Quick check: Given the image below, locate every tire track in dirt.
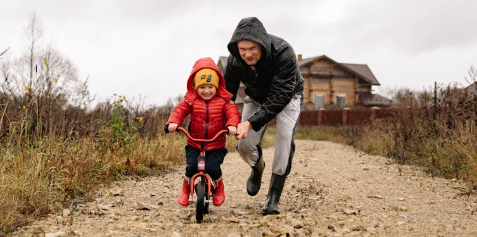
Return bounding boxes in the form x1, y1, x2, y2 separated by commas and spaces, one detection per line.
13, 140, 477, 236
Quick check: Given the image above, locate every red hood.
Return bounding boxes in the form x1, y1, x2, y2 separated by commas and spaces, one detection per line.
184, 57, 232, 103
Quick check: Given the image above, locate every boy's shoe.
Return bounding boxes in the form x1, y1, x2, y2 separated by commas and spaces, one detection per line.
177, 178, 190, 206
213, 179, 225, 206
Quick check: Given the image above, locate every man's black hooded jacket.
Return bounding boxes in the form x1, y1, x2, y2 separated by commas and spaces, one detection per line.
224, 17, 304, 131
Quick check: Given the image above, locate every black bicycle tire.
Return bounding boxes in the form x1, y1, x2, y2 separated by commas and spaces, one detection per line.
195, 182, 205, 222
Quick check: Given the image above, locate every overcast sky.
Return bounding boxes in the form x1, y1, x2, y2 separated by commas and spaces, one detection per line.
1, 0, 476, 106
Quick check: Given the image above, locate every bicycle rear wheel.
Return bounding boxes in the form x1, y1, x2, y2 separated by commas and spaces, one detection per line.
195, 182, 206, 223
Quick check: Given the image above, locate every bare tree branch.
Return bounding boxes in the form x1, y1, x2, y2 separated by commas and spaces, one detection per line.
465, 65, 477, 85
25, 12, 43, 83
0, 47, 9, 59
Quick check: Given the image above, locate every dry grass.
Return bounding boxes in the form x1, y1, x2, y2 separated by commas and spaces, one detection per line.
298, 85, 477, 187
0, 134, 184, 233
0, 92, 186, 233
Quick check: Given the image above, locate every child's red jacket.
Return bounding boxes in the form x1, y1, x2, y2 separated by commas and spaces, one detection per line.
166, 57, 241, 151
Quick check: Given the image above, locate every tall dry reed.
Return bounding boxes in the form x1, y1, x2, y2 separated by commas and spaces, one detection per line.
355, 85, 477, 184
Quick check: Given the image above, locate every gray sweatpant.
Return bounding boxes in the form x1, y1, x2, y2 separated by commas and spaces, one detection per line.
236, 94, 302, 176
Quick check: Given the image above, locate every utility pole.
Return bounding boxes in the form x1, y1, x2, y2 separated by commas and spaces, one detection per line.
434, 81, 437, 118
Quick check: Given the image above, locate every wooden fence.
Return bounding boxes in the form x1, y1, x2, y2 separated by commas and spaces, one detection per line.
298, 107, 394, 126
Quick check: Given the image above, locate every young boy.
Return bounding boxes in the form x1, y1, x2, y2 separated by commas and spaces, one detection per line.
165, 57, 241, 206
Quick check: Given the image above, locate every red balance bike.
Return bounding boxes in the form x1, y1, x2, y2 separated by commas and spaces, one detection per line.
167, 126, 229, 223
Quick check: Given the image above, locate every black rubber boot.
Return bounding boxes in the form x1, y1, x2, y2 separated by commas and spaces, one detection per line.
246, 148, 265, 196
262, 173, 286, 215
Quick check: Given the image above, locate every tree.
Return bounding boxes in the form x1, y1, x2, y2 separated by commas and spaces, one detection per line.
465, 65, 477, 85
0, 12, 94, 139
3, 13, 92, 107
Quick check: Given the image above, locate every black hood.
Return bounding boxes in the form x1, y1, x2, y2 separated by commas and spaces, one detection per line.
227, 17, 272, 65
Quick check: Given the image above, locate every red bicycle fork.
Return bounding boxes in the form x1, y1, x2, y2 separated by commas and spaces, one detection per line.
189, 154, 213, 202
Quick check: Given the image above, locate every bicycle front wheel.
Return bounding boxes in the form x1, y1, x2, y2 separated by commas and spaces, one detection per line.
195, 182, 206, 223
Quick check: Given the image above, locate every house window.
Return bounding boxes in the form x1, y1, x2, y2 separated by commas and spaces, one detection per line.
336, 95, 346, 108
314, 95, 324, 109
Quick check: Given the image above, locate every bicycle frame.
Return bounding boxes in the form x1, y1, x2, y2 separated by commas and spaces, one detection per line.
176, 127, 228, 203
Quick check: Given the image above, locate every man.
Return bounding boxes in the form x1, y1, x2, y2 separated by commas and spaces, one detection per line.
224, 17, 304, 215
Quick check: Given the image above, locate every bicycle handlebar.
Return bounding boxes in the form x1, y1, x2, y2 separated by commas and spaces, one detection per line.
165, 125, 229, 143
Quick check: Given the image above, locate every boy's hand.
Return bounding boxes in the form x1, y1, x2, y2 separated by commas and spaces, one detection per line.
227, 126, 237, 136
168, 123, 178, 133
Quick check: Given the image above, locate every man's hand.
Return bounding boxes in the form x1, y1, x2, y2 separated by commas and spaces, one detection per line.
235, 121, 252, 140
227, 126, 237, 136
168, 123, 178, 133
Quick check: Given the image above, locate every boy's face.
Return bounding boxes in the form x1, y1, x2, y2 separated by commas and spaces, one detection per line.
197, 84, 217, 100
237, 40, 262, 66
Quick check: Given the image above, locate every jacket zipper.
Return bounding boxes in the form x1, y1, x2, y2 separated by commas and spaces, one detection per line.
205, 100, 209, 150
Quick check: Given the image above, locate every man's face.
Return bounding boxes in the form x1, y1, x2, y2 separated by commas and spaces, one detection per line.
237, 40, 262, 66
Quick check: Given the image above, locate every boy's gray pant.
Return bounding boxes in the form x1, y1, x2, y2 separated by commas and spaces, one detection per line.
237, 94, 302, 176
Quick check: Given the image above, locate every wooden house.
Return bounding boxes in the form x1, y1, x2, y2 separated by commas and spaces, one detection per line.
217, 55, 391, 111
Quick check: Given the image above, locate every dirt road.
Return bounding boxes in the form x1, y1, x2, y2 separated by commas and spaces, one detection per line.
13, 140, 477, 236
